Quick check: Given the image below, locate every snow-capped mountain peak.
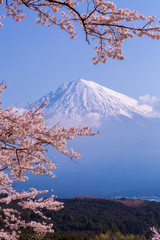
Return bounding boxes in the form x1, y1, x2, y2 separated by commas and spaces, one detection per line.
28, 79, 159, 126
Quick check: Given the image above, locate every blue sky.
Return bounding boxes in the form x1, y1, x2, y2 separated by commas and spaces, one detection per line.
1, 0, 160, 108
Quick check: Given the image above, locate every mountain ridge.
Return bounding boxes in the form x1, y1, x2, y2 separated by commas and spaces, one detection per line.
23, 79, 160, 199
28, 79, 160, 126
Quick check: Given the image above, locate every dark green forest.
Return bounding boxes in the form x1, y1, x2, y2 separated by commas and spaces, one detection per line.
1, 197, 160, 239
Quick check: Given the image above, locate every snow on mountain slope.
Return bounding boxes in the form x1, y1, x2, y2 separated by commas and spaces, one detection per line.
28, 79, 160, 126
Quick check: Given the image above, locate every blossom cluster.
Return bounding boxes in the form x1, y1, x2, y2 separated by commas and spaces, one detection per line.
1, 0, 160, 63
150, 227, 160, 240
0, 82, 95, 239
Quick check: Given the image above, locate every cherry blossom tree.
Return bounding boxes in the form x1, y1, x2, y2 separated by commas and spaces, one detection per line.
1, 0, 160, 64
0, 82, 96, 239
1, 0, 160, 239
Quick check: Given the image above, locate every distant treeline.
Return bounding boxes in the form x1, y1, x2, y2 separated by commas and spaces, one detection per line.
2, 197, 160, 239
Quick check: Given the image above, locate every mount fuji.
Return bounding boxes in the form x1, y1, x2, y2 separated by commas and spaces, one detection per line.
29, 79, 160, 127
26, 79, 160, 199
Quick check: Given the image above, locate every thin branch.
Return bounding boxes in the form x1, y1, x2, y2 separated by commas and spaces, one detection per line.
0, 166, 8, 171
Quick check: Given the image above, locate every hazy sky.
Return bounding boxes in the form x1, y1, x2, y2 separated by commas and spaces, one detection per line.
1, 0, 160, 108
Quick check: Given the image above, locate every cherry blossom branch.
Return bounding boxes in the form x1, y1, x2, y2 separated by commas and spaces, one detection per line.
1, 0, 160, 64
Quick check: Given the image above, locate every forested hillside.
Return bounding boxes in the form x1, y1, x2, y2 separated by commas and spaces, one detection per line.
3, 197, 160, 240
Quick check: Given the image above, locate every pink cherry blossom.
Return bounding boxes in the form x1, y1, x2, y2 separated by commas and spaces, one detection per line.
150, 227, 160, 240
